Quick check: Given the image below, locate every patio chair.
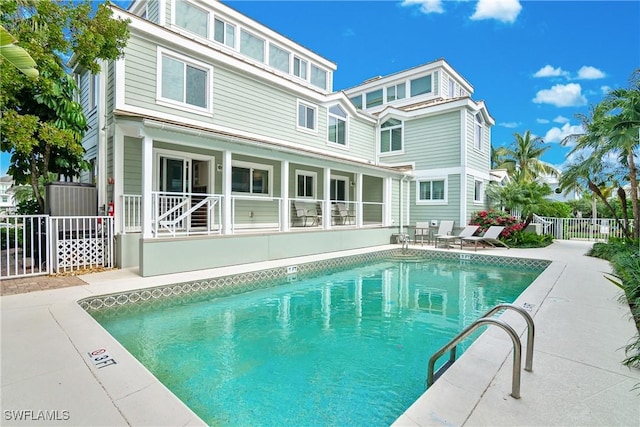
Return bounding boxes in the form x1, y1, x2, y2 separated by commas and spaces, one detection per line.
460, 226, 509, 251
333, 203, 355, 225
413, 221, 431, 245
293, 201, 320, 227
435, 225, 480, 249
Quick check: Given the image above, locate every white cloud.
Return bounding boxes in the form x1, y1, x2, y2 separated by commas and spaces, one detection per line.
533, 65, 569, 78
471, 0, 522, 24
576, 66, 605, 80
533, 83, 587, 107
536, 118, 550, 124
543, 122, 585, 144
401, 0, 443, 14
499, 121, 519, 128
600, 85, 611, 94
553, 115, 570, 124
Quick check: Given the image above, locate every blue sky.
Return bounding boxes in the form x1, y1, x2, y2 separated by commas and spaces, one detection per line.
2, 0, 638, 176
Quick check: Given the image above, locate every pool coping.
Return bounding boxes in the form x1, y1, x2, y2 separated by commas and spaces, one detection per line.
2, 241, 639, 426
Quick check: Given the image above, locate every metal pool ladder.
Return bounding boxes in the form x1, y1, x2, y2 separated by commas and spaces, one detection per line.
426, 303, 535, 399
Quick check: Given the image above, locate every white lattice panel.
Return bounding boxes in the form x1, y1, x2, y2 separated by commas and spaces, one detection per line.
56, 237, 105, 270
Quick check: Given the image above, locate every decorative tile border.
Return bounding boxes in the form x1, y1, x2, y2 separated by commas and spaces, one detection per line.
79, 249, 551, 313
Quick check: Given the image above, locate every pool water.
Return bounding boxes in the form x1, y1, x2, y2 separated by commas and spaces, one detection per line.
91, 258, 545, 426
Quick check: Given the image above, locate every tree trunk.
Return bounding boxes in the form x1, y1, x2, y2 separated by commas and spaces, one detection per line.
588, 181, 630, 239
627, 151, 639, 240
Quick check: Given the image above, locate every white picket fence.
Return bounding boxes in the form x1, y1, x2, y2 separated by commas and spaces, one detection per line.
0, 215, 114, 280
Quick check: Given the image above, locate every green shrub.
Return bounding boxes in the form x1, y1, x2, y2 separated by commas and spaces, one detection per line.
504, 231, 554, 248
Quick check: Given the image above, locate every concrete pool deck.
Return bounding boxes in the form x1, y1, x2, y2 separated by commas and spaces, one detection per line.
1, 240, 639, 426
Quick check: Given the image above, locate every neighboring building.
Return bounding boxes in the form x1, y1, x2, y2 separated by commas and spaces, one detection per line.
539, 173, 581, 202
73, 0, 494, 276
0, 176, 16, 214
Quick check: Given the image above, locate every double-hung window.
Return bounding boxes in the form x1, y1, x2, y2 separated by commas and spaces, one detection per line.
214, 18, 235, 48
175, 1, 208, 38
297, 100, 317, 132
328, 105, 347, 146
386, 83, 406, 102
240, 29, 265, 62
89, 73, 98, 110
296, 170, 316, 198
293, 56, 308, 80
232, 162, 271, 195
366, 89, 383, 108
380, 119, 402, 153
474, 114, 483, 150
474, 180, 483, 203
159, 50, 210, 111
418, 179, 446, 203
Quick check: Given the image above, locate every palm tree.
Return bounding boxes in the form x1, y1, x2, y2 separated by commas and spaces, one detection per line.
0, 25, 38, 77
494, 130, 559, 184
562, 71, 640, 240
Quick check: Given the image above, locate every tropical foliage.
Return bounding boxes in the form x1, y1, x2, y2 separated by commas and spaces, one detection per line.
560, 69, 640, 240
468, 210, 525, 238
0, 25, 37, 77
0, 0, 130, 212
493, 130, 559, 184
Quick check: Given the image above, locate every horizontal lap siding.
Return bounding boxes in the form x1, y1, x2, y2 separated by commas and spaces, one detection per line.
466, 110, 491, 171
123, 137, 142, 195
123, 35, 377, 163
390, 111, 461, 169
410, 174, 461, 225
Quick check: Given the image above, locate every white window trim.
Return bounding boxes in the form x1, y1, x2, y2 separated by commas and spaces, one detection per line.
379, 119, 404, 156
474, 179, 484, 203
296, 99, 318, 134
213, 16, 236, 49
295, 169, 317, 199
231, 160, 273, 197
326, 105, 349, 148
89, 73, 98, 110
239, 28, 266, 63
416, 177, 448, 205
293, 55, 308, 82
156, 47, 214, 116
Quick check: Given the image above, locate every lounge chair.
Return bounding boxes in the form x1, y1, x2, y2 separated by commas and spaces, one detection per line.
433, 220, 454, 244
293, 201, 320, 227
435, 225, 480, 249
460, 226, 509, 251
333, 203, 355, 225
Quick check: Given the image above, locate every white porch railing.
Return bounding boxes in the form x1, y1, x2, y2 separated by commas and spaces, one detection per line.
120, 193, 387, 237
533, 216, 633, 241
152, 192, 221, 237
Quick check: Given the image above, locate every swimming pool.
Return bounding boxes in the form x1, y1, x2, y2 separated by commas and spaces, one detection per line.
85, 251, 548, 426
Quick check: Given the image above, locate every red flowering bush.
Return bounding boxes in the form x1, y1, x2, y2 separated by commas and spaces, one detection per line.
468, 210, 525, 238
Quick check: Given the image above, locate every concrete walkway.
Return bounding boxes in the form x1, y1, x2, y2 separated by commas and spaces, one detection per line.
1, 240, 639, 426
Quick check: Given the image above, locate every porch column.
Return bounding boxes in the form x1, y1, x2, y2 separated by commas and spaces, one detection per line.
324, 167, 331, 229
356, 173, 363, 227
112, 128, 124, 234
383, 177, 392, 227
281, 160, 290, 231
222, 150, 232, 234
141, 132, 153, 239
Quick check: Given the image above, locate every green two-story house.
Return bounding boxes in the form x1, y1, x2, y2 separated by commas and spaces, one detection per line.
73, 0, 494, 276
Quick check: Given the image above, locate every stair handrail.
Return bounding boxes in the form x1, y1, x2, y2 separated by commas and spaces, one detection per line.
158, 196, 220, 236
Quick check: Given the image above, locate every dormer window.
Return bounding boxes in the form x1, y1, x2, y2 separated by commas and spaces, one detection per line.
380, 118, 403, 153
386, 83, 406, 102
366, 89, 383, 108
293, 56, 307, 80
410, 75, 432, 97
240, 29, 265, 62
310, 64, 327, 90
214, 18, 235, 48
175, 1, 209, 38
448, 78, 455, 98
269, 43, 290, 73
328, 105, 347, 146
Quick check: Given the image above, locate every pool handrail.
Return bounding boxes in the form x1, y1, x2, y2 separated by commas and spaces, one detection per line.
426, 303, 535, 399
